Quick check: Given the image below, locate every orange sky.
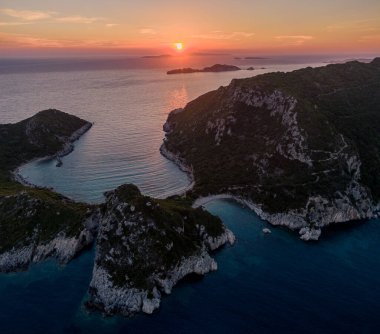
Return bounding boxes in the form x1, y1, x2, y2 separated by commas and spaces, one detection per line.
0, 0, 380, 56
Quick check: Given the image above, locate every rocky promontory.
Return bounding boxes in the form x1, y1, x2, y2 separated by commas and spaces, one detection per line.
167, 64, 241, 75
87, 184, 234, 315
162, 58, 380, 240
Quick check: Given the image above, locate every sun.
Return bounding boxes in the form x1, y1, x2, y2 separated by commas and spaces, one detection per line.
175, 42, 184, 51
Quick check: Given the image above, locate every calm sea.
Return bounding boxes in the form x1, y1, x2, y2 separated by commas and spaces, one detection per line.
1, 54, 379, 333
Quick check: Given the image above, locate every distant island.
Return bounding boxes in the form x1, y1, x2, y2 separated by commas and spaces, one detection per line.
141, 54, 173, 59
0, 109, 234, 316
167, 64, 241, 75
162, 58, 380, 241
191, 52, 231, 56
244, 56, 269, 59
234, 56, 269, 60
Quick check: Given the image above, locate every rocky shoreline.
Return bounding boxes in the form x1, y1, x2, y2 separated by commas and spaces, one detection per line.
0, 212, 99, 272
12, 122, 93, 186
55, 122, 92, 167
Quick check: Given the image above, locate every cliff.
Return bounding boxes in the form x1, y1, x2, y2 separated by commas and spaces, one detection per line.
87, 184, 234, 315
162, 58, 380, 240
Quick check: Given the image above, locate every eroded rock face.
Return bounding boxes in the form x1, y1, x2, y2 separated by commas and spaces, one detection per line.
0, 191, 99, 272
87, 184, 234, 315
162, 59, 380, 240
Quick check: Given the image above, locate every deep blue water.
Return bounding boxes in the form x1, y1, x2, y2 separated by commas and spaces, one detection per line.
1, 199, 379, 333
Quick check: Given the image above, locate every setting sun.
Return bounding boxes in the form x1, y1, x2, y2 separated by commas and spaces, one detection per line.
175, 42, 184, 51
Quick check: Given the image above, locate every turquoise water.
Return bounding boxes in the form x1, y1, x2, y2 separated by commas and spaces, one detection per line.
1, 56, 380, 333
0, 200, 379, 333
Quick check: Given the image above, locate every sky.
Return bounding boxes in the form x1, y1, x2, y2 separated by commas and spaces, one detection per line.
0, 0, 380, 56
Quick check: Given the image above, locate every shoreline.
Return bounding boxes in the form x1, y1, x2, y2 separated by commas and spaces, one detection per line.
12, 122, 92, 188
159, 143, 195, 196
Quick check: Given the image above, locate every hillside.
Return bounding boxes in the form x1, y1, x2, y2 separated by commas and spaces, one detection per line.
162, 58, 380, 240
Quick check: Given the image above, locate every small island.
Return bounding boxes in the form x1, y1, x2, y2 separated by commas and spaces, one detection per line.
141, 54, 173, 59
167, 64, 241, 75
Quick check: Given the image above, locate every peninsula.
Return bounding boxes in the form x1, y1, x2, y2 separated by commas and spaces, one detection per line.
162, 58, 380, 240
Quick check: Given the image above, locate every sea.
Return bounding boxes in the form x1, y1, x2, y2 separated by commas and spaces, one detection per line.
0, 54, 379, 333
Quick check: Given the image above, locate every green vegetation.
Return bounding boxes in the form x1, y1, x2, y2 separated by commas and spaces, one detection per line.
0, 109, 88, 173
164, 58, 380, 212
0, 109, 92, 255
0, 190, 90, 253
97, 184, 225, 291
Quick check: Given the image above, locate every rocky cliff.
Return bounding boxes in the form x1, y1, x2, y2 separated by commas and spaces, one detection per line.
87, 184, 234, 315
0, 190, 99, 272
162, 58, 380, 240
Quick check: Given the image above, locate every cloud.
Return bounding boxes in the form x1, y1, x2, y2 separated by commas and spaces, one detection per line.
192, 31, 255, 40
359, 34, 380, 42
326, 19, 379, 33
0, 8, 54, 21
106, 23, 118, 28
0, 31, 126, 49
0, 32, 67, 47
56, 16, 104, 24
0, 21, 31, 26
0, 7, 106, 25
275, 35, 313, 46
139, 28, 157, 35
275, 35, 313, 40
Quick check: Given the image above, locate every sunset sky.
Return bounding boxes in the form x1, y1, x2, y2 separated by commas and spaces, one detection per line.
1, 0, 380, 56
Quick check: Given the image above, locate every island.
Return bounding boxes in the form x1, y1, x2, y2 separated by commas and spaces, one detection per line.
244, 56, 269, 60
141, 54, 173, 59
161, 58, 380, 240
0, 109, 234, 316
167, 64, 241, 75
